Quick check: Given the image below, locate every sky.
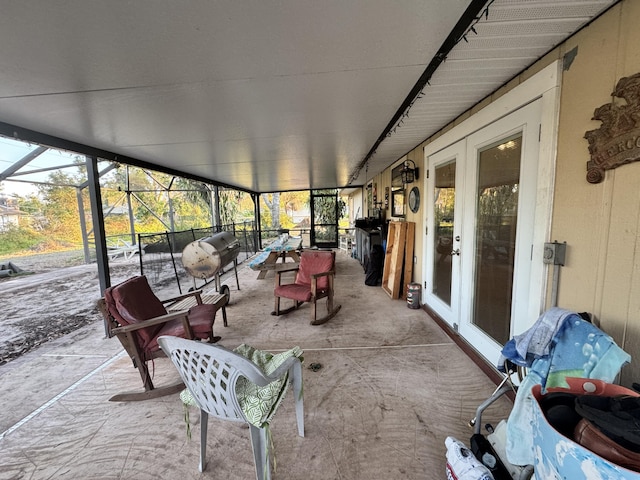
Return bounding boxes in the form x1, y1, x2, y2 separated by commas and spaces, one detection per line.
0, 136, 87, 197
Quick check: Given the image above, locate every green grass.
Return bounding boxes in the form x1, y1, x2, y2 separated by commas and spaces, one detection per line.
0, 226, 45, 256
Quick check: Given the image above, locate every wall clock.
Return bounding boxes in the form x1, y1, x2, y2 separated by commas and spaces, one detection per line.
408, 186, 420, 213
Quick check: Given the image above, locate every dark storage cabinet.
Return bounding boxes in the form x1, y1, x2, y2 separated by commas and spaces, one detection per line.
355, 227, 381, 267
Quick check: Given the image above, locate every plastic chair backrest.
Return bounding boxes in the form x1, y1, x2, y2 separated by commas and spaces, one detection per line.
157, 335, 270, 423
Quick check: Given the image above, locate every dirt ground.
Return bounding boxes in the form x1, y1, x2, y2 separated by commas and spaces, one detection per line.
0, 246, 252, 366
0, 251, 144, 365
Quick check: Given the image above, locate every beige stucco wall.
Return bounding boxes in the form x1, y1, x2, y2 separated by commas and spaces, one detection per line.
364, 151, 424, 287
370, 1, 639, 383
551, 0, 640, 385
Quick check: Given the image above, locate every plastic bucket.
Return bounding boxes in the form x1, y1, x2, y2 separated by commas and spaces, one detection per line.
406, 283, 421, 309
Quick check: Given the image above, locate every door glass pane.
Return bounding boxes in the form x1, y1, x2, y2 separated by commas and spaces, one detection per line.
311, 190, 339, 247
313, 199, 337, 223
313, 225, 337, 243
433, 161, 456, 305
473, 134, 522, 345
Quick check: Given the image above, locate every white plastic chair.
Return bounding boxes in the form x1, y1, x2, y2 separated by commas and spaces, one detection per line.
157, 336, 304, 479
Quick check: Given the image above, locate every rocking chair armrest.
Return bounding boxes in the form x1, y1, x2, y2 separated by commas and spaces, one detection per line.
162, 290, 204, 306
310, 270, 335, 279
274, 264, 301, 286
310, 270, 335, 296
110, 310, 190, 336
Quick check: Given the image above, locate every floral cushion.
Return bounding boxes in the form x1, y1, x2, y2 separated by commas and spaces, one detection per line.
180, 344, 303, 428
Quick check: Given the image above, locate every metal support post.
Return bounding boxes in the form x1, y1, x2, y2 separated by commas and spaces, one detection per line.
86, 155, 110, 293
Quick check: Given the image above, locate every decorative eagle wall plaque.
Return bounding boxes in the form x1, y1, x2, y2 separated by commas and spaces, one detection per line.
584, 72, 640, 183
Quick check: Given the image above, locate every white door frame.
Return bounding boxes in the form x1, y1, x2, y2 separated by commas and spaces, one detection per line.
458, 100, 541, 363
421, 60, 561, 364
425, 140, 465, 327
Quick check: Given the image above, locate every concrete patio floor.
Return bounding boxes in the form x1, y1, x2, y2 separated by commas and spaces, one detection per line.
0, 250, 512, 479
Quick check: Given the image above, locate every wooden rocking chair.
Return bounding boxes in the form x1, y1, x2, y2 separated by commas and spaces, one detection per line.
97, 275, 228, 401
272, 250, 341, 325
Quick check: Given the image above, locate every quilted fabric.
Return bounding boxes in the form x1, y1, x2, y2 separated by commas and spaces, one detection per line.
187, 303, 218, 336
107, 276, 217, 351
234, 344, 303, 427
274, 283, 313, 302
295, 251, 334, 290
108, 276, 167, 348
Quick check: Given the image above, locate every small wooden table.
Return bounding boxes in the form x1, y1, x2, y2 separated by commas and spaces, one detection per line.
249, 236, 303, 279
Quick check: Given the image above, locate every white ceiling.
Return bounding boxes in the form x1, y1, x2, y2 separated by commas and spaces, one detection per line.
0, 0, 617, 193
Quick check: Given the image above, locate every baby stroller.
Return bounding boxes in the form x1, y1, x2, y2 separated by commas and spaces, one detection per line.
465, 308, 630, 480
468, 359, 532, 480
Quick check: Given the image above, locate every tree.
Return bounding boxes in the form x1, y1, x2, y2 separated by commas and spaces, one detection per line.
260, 193, 280, 230
38, 170, 86, 245
14, 194, 43, 217
172, 177, 213, 230
102, 166, 218, 234
312, 189, 345, 224
219, 188, 246, 226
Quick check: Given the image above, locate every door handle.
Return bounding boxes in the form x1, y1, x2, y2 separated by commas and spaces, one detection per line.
450, 249, 460, 256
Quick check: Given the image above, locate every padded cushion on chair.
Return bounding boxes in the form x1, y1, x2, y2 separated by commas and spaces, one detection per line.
187, 303, 218, 336
233, 344, 303, 427
108, 276, 168, 348
179, 344, 303, 428
146, 304, 218, 350
275, 283, 313, 302
295, 251, 334, 290
147, 319, 191, 351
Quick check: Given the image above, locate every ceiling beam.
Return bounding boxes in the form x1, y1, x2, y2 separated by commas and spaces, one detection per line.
0, 121, 258, 195
0, 145, 48, 181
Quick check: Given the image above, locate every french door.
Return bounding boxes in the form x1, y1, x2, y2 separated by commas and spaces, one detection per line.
425, 140, 465, 325
425, 100, 542, 364
310, 189, 339, 248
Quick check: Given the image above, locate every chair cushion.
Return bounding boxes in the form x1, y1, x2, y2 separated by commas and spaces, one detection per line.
248, 250, 270, 270
180, 344, 303, 428
187, 303, 218, 336
145, 306, 217, 351
146, 319, 190, 351
233, 344, 303, 427
274, 283, 313, 302
109, 276, 167, 348
295, 251, 334, 290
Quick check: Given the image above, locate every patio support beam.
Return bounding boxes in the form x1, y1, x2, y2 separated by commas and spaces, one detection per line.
213, 185, 221, 229
124, 165, 136, 245
131, 192, 171, 230
253, 192, 262, 250
86, 155, 110, 293
167, 190, 176, 233
77, 187, 91, 264
77, 162, 122, 263
0, 121, 257, 196
126, 191, 136, 245
6, 162, 78, 177
0, 145, 48, 181
77, 162, 118, 190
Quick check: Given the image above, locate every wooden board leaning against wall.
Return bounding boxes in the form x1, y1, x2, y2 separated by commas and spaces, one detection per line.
382, 221, 415, 300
